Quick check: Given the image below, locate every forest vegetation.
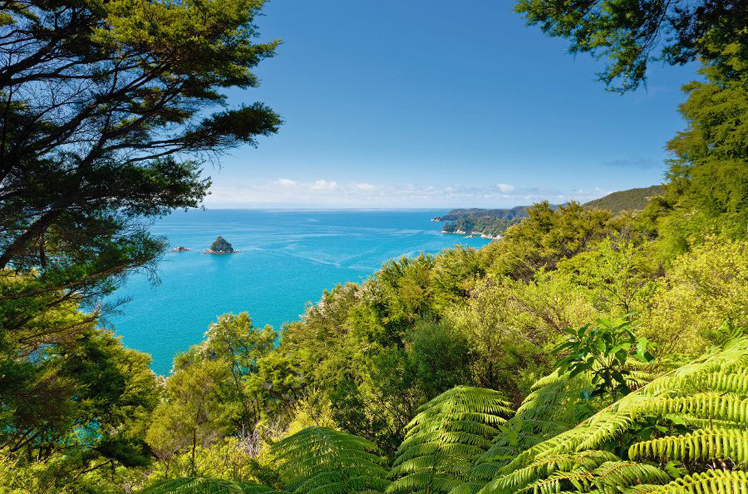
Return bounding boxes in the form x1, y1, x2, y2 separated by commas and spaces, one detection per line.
583, 186, 664, 215
1, 0, 747, 493
437, 186, 663, 237
435, 207, 529, 237
207, 237, 236, 254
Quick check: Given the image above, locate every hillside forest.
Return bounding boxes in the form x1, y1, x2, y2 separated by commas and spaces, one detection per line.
436, 187, 665, 238
1, 1, 747, 493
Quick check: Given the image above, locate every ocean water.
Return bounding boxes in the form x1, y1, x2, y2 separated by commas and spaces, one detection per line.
106, 209, 491, 374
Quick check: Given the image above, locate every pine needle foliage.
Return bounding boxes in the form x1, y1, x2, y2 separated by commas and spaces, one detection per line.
270, 426, 389, 494
470, 336, 748, 494
387, 386, 512, 494
140, 478, 281, 494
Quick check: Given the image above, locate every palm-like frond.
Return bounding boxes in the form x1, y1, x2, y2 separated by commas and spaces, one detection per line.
477, 451, 617, 494
271, 426, 389, 494
475, 371, 593, 476
140, 478, 281, 494
629, 429, 748, 463
631, 393, 748, 422
470, 337, 748, 494
589, 461, 670, 492
387, 386, 512, 494
631, 470, 748, 493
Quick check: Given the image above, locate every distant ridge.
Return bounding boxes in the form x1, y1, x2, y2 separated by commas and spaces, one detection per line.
432, 206, 531, 238
434, 186, 664, 238
583, 185, 663, 213
433, 206, 530, 223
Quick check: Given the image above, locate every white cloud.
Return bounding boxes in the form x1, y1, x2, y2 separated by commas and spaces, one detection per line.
311, 179, 338, 191
496, 183, 515, 193
206, 179, 610, 208
352, 182, 376, 191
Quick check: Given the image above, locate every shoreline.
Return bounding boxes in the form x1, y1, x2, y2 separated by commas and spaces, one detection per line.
440, 230, 501, 240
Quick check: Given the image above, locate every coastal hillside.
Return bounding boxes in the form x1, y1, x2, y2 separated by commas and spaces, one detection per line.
3, 0, 748, 492
435, 185, 664, 237
434, 206, 531, 237
584, 185, 663, 213
433, 206, 530, 222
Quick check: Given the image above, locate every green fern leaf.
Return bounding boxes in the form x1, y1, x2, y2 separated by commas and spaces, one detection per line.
629, 429, 748, 463
140, 478, 280, 494
635, 470, 748, 493
387, 386, 512, 494
271, 427, 389, 494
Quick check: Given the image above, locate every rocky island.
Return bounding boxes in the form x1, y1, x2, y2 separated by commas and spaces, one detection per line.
170, 246, 191, 252
204, 236, 236, 254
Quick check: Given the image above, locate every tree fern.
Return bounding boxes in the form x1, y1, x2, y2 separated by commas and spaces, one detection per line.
270, 426, 389, 494
589, 461, 670, 492
476, 451, 617, 494
469, 336, 748, 494
632, 393, 748, 423
387, 386, 512, 494
476, 372, 594, 473
140, 478, 281, 494
629, 429, 748, 464
630, 470, 748, 493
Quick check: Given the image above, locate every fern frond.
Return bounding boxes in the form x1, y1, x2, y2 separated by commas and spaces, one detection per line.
576, 412, 634, 451
140, 478, 280, 494
643, 338, 748, 396
475, 373, 595, 481
517, 469, 595, 494
629, 429, 748, 463
472, 337, 748, 494
697, 372, 748, 395
271, 427, 389, 494
387, 386, 511, 494
477, 451, 617, 494
637, 469, 748, 493
632, 393, 748, 423
590, 461, 670, 491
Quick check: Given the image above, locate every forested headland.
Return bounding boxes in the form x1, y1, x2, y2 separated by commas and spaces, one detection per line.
434, 207, 530, 238
436, 186, 662, 237
1, 1, 747, 493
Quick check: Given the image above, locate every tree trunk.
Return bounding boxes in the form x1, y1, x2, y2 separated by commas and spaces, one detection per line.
191, 428, 197, 477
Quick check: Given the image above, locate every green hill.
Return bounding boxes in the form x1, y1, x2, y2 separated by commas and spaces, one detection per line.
433, 206, 530, 223
584, 185, 663, 213
433, 207, 531, 237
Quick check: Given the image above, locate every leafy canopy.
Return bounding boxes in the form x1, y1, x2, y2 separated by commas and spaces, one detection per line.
515, 0, 748, 92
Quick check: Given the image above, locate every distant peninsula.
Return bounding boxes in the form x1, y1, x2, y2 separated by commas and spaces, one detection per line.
434, 186, 663, 238
204, 236, 236, 254
433, 206, 530, 238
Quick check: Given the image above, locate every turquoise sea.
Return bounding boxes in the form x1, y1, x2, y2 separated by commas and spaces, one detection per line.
107, 209, 491, 374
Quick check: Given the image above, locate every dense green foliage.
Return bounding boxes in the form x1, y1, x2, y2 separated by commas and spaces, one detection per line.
514, 0, 748, 92
645, 43, 748, 258
209, 237, 236, 254
436, 207, 529, 237
0, 0, 279, 491
435, 208, 530, 223
440, 185, 665, 236
583, 186, 663, 214
2, 0, 748, 493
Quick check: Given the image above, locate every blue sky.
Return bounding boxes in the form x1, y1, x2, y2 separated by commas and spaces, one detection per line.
205, 0, 698, 209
